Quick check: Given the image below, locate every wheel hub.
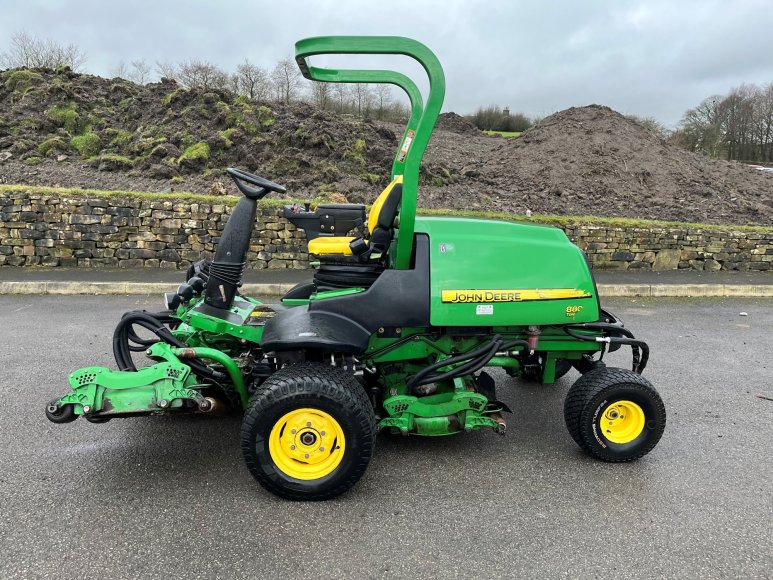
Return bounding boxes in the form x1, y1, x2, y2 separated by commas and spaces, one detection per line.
600, 400, 645, 444
268, 408, 345, 480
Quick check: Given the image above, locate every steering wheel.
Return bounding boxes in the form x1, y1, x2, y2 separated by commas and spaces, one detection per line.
226, 167, 286, 199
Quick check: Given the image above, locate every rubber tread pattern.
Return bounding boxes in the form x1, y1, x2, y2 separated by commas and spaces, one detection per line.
241, 362, 376, 500
563, 367, 666, 462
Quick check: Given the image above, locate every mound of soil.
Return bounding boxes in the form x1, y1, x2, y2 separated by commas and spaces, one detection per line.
432, 105, 773, 225
435, 112, 480, 135
0, 70, 771, 226
0, 68, 398, 201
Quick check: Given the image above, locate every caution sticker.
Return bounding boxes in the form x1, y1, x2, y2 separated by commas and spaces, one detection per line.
397, 129, 415, 162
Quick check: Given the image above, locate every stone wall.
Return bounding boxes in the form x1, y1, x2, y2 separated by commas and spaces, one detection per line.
563, 224, 772, 272
0, 192, 309, 270
0, 191, 771, 271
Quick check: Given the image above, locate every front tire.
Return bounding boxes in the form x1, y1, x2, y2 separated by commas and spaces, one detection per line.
564, 367, 665, 462
241, 362, 376, 501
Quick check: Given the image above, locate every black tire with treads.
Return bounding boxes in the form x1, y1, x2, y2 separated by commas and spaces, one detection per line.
564, 367, 665, 462
241, 362, 376, 501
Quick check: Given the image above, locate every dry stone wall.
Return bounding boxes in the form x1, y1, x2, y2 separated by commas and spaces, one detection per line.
0, 191, 771, 272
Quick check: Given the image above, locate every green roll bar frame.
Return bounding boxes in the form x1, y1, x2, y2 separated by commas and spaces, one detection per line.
295, 36, 446, 269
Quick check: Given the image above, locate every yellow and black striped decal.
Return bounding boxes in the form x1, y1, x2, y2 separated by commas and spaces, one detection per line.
441, 289, 592, 303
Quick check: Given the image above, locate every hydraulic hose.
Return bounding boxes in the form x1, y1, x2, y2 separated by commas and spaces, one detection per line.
562, 325, 649, 374
406, 336, 502, 391
405, 337, 531, 394
112, 311, 220, 380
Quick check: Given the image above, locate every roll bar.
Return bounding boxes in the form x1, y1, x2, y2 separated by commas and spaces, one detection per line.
294, 36, 446, 269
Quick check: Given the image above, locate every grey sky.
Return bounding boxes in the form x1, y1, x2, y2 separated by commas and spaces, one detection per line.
2, 0, 772, 126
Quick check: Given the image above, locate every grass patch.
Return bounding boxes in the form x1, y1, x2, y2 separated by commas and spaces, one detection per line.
97, 154, 135, 169
257, 105, 275, 128
107, 129, 134, 151
71, 132, 103, 158
0, 183, 299, 207
483, 130, 522, 138
162, 88, 184, 106
218, 128, 237, 148
417, 207, 773, 233
37, 137, 69, 157
47, 103, 82, 134
178, 141, 210, 164
4, 70, 43, 93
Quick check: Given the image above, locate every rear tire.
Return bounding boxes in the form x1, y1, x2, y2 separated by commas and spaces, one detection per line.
241, 362, 376, 501
564, 367, 665, 462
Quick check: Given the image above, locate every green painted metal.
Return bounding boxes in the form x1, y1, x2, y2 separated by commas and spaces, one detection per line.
379, 390, 499, 435
309, 287, 366, 301
414, 216, 600, 326
58, 342, 199, 416
170, 347, 249, 408
295, 36, 446, 269
180, 296, 265, 345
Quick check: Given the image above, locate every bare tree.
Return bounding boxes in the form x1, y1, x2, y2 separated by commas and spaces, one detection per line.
676, 83, 773, 162
129, 59, 151, 85
177, 60, 229, 91
270, 56, 303, 104
626, 115, 671, 140
155, 60, 178, 81
332, 83, 350, 113
311, 81, 332, 110
0, 31, 86, 71
373, 84, 392, 120
352, 83, 371, 116
233, 59, 268, 100
112, 60, 129, 79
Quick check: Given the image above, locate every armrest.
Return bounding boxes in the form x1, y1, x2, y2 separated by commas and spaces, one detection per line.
283, 204, 366, 241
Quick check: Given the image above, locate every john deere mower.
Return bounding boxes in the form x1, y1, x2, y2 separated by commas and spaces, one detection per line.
46, 36, 665, 500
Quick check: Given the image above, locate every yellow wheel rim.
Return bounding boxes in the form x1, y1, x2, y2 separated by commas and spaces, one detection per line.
268, 408, 346, 480
599, 400, 645, 444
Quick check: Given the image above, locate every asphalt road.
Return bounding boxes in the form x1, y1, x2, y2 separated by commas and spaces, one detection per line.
1, 295, 771, 579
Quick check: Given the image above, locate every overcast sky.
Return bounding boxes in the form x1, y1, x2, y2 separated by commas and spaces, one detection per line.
2, 0, 773, 126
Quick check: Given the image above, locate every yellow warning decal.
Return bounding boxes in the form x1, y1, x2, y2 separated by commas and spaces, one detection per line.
441, 289, 592, 303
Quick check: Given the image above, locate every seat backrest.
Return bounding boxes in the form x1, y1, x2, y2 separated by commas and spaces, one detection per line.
366, 176, 403, 252
368, 176, 403, 235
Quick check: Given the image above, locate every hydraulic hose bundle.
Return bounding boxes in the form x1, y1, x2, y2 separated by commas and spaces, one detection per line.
406, 335, 530, 393
112, 310, 224, 381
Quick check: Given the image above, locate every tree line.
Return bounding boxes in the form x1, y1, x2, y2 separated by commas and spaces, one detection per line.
673, 83, 773, 163
0, 32, 410, 123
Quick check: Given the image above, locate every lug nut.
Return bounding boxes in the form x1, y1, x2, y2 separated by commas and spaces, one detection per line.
320, 431, 326, 436
306, 421, 312, 427
291, 429, 297, 434
290, 445, 296, 450
159, 399, 169, 408
319, 447, 325, 452
83, 405, 91, 413
304, 453, 310, 459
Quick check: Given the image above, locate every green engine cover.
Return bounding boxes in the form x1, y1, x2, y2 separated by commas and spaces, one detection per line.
414, 216, 599, 326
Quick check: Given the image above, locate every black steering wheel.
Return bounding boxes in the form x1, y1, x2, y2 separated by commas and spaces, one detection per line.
226, 167, 286, 199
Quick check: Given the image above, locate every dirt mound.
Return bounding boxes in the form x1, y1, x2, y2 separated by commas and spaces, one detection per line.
435, 112, 480, 135
0, 68, 398, 201
0, 70, 771, 226
421, 105, 773, 225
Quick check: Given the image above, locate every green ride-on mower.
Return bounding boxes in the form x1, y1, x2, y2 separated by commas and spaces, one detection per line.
46, 36, 666, 500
